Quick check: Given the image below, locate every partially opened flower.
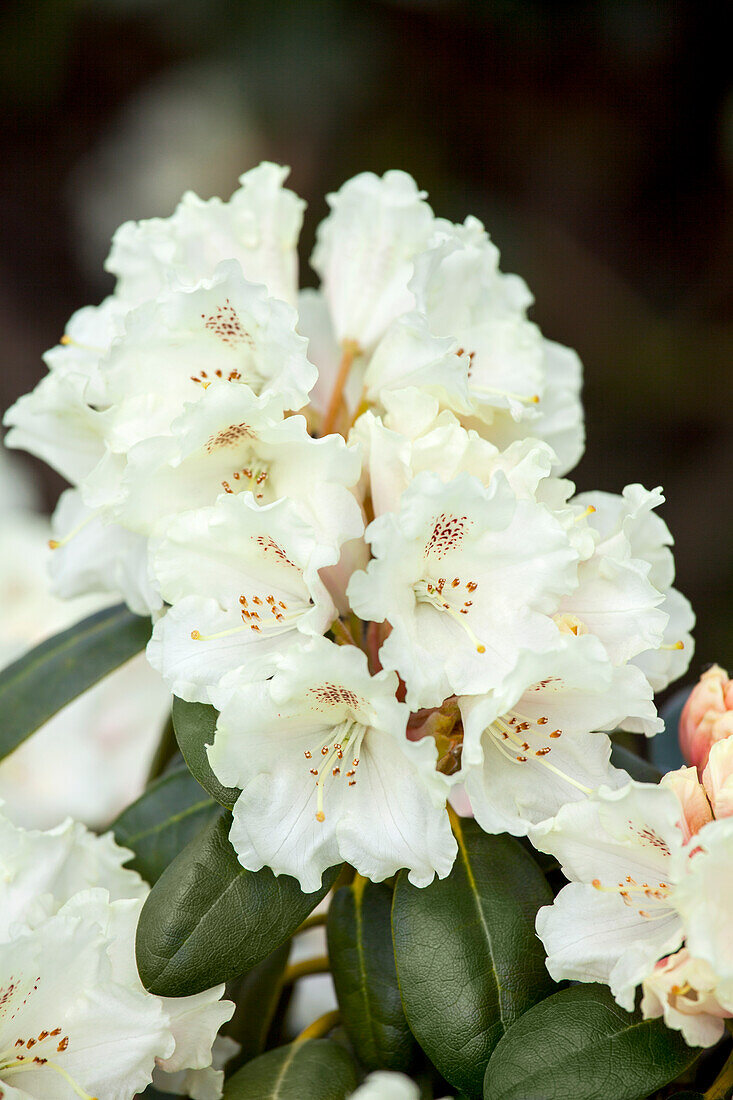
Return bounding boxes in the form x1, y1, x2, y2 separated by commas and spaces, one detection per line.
208, 636, 456, 892
641, 948, 733, 1048
348, 469, 579, 708
148, 492, 338, 702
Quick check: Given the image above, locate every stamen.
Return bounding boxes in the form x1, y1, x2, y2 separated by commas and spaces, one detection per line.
59, 334, 105, 354
191, 602, 305, 642
414, 579, 487, 653
3, 1055, 98, 1099
574, 505, 596, 522
660, 640, 685, 651
48, 511, 96, 550
489, 714, 593, 794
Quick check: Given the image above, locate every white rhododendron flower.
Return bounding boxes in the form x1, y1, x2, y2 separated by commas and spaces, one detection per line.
456, 634, 658, 834
116, 385, 362, 543
209, 637, 456, 891
148, 492, 339, 702
534, 783, 688, 1010
0, 809, 233, 1099
348, 470, 579, 708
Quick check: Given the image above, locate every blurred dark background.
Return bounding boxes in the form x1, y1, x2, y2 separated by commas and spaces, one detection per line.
1, 0, 731, 676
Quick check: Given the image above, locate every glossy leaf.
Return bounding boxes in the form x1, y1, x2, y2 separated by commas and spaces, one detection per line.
392, 817, 553, 1098
483, 984, 699, 1100
327, 878, 415, 1071
223, 1039, 358, 1099
0, 604, 151, 761
224, 941, 291, 1066
136, 812, 339, 997
112, 766, 220, 884
172, 695, 240, 809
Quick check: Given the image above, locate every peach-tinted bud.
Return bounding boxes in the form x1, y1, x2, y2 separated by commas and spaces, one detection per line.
679, 664, 733, 772
703, 737, 733, 820
660, 765, 713, 842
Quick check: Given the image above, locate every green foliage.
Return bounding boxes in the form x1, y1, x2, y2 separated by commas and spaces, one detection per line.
483, 984, 699, 1100
224, 942, 291, 1066
327, 877, 415, 1071
135, 812, 340, 997
172, 696, 241, 809
112, 765, 220, 884
223, 1039, 359, 1099
0, 604, 151, 761
610, 741, 662, 783
392, 816, 554, 1097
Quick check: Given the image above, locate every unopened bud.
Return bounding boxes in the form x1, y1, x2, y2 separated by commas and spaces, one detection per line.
679, 665, 733, 772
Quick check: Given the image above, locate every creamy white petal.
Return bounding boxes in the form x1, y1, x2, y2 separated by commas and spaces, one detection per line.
49, 489, 162, 615
106, 161, 304, 306
311, 170, 435, 351
536, 882, 682, 1010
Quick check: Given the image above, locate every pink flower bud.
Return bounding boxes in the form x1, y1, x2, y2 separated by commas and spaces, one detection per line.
702, 737, 733, 820
679, 664, 733, 772
660, 765, 713, 842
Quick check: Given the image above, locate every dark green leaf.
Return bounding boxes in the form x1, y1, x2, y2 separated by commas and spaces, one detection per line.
392, 817, 553, 1098
223, 1039, 358, 1099
112, 766, 220, 884
136, 812, 340, 997
0, 604, 151, 762
172, 696, 240, 809
327, 878, 415, 1071
225, 941, 291, 1066
610, 742, 662, 784
483, 984, 699, 1100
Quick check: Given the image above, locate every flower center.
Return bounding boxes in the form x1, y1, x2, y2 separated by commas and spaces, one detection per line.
191, 592, 309, 643
591, 875, 672, 920
413, 577, 486, 654
486, 709, 592, 795
303, 717, 367, 822
220, 462, 270, 500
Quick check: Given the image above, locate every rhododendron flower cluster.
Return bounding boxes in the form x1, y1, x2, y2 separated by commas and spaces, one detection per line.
5, 163, 724, 1099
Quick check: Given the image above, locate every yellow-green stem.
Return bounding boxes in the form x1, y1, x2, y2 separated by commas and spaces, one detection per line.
296, 1009, 341, 1043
